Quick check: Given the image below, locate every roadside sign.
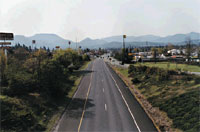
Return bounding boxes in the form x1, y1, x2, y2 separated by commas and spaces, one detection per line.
123, 35, 126, 38
128, 53, 133, 56
56, 46, 60, 49
0, 42, 11, 45
0, 46, 11, 49
0, 33, 14, 40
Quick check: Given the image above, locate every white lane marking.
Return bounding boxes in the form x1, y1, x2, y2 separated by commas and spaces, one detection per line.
103, 62, 141, 132
103, 88, 104, 93
105, 104, 107, 111
102, 79, 103, 82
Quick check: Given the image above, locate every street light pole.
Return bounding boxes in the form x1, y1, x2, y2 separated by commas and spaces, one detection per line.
68, 41, 71, 48
122, 35, 126, 65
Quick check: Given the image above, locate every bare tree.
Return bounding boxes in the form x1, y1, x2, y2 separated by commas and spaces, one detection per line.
151, 48, 157, 64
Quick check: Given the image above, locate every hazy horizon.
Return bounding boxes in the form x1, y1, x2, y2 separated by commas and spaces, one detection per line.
1, 0, 200, 41
12, 31, 199, 41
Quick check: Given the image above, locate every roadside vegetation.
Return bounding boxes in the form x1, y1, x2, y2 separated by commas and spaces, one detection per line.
0, 45, 90, 132
113, 64, 200, 132
135, 62, 200, 72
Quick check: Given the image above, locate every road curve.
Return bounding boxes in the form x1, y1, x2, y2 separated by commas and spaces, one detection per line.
54, 59, 157, 132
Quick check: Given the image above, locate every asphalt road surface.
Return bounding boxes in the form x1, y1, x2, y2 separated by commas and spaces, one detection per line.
54, 59, 157, 132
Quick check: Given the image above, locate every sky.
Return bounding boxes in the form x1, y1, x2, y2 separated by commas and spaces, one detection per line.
0, 0, 200, 41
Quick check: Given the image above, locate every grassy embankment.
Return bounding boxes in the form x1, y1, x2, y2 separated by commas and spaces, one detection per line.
112, 63, 200, 132
135, 62, 200, 72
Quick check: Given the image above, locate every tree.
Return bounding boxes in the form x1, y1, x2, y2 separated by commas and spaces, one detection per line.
33, 49, 48, 85
197, 43, 200, 58
168, 43, 174, 50
0, 49, 7, 85
134, 48, 139, 53
47, 47, 50, 53
151, 48, 157, 63
157, 48, 163, 55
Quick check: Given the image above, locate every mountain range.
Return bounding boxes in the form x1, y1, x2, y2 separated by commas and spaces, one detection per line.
11, 32, 200, 49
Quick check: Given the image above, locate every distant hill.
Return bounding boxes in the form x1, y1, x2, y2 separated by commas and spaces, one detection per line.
102, 32, 200, 43
13, 32, 200, 49
14, 34, 74, 49
102, 35, 161, 42
79, 37, 107, 49
154, 32, 200, 43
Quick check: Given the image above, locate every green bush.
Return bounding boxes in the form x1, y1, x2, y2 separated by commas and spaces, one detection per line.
7, 72, 35, 96
131, 77, 140, 84
194, 77, 200, 84
146, 67, 158, 75
1, 96, 42, 132
128, 64, 136, 74
82, 54, 90, 61
159, 91, 200, 131
40, 60, 67, 98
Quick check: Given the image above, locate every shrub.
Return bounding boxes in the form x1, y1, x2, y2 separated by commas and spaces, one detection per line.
136, 65, 147, 73
160, 91, 200, 131
131, 77, 140, 84
128, 65, 136, 73
82, 54, 90, 61
40, 60, 67, 98
146, 67, 158, 75
8, 72, 35, 96
167, 70, 178, 75
194, 77, 200, 84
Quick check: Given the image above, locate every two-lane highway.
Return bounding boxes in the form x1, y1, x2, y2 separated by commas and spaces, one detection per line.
54, 59, 157, 131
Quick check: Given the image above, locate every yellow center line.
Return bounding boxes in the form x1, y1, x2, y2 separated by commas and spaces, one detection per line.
78, 61, 94, 132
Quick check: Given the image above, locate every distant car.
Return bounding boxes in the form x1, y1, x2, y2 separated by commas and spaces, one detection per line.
112, 60, 115, 62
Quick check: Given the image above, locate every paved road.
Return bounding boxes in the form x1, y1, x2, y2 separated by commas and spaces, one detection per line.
54, 59, 157, 132
102, 54, 130, 68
